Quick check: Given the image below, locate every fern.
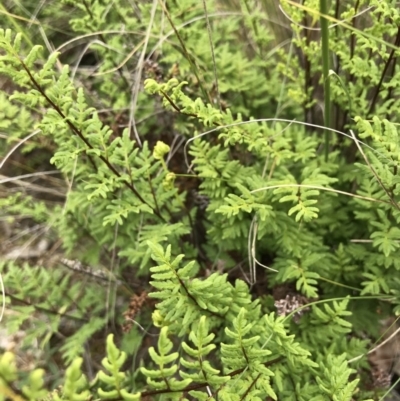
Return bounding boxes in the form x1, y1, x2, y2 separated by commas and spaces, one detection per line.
2, 0, 400, 399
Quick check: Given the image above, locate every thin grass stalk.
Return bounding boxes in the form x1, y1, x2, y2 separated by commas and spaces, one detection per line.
320, 0, 331, 161
0, 3, 34, 48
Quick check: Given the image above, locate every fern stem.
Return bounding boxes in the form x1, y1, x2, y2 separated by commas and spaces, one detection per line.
320, 0, 331, 161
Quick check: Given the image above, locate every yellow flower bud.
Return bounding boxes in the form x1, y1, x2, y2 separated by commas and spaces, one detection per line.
153, 141, 170, 160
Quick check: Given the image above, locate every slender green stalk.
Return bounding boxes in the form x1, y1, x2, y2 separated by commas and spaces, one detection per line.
320, 0, 331, 161
288, 0, 400, 52
158, 0, 211, 103
202, 0, 221, 110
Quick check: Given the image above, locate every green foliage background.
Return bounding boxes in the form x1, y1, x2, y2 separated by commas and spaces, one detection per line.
1, 0, 400, 399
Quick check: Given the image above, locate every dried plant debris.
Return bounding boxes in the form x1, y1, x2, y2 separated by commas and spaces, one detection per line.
122, 291, 148, 333
274, 292, 312, 323
368, 317, 400, 393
